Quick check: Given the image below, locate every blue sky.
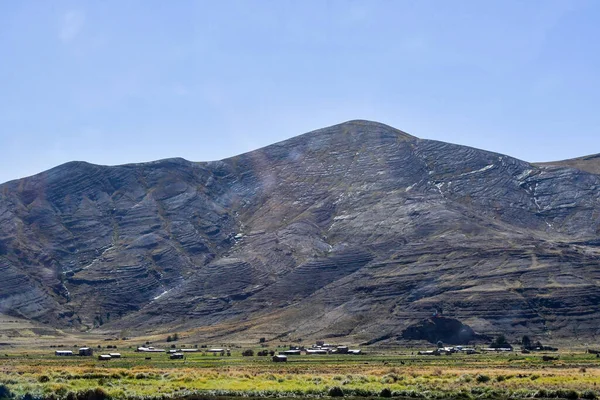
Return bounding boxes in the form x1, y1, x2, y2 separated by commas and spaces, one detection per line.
1, 0, 599, 184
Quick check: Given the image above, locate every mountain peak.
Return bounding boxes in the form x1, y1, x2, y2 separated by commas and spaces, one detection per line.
311, 119, 414, 139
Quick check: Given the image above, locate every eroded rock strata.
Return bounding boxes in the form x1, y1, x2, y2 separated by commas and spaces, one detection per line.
0, 120, 599, 342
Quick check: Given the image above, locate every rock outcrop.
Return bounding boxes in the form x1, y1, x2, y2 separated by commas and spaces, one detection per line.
401, 317, 489, 344
0, 120, 599, 342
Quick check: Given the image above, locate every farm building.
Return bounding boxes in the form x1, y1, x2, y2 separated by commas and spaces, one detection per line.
180, 348, 199, 352
481, 347, 512, 352
79, 347, 93, 356
280, 349, 301, 355
55, 350, 73, 356
170, 353, 184, 360
272, 355, 287, 362
348, 349, 362, 355
98, 355, 111, 360
109, 353, 121, 358
137, 346, 165, 353
306, 349, 328, 355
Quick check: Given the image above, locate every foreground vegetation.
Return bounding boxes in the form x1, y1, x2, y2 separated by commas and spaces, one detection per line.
1, 348, 599, 400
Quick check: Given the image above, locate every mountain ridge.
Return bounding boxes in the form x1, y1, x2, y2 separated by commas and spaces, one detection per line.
1, 120, 599, 343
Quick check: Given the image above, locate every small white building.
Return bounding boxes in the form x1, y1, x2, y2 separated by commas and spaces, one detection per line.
137, 346, 165, 353
207, 348, 225, 353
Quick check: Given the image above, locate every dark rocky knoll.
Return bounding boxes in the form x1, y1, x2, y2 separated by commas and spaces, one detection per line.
401, 317, 489, 344
1, 120, 599, 343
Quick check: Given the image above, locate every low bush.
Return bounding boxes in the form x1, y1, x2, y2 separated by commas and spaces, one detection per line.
556, 389, 579, 400
329, 386, 344, 397
581, 390, 598, 400
0, 384, 12, 400
77, 388, 109, 400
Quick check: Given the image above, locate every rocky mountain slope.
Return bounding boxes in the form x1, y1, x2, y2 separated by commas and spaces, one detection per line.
535, 153, 600, 175
1, 120, 599, 343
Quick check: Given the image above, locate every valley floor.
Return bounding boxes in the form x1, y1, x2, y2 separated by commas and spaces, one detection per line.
1, 347, 599, 400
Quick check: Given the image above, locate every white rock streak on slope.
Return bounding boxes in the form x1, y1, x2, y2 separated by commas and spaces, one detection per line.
153, 289, 171, 301
457, 164, 495, 177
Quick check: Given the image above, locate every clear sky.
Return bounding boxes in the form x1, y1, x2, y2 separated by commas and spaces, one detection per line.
1, 0, 599, 184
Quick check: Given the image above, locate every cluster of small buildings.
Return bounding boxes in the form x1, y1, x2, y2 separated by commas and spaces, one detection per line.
307, 341, 362, 355
166, 348, 230, 358
418, 346, 478, 356
276, 341, 362, 359
55, 347, 95, 357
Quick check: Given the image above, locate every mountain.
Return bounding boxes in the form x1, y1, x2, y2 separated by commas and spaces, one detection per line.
1, 120, 599, 344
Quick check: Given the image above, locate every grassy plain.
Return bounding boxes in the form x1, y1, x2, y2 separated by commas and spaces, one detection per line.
1, 346, 599, 400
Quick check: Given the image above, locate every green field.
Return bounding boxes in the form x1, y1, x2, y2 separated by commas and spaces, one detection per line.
1, 346, 599, 400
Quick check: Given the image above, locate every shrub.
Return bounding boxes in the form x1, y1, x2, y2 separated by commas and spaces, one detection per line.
476, 374, 491, 383
77, 388, 109, 400
38, 375, 50, 383
581, 390, 598, 400
381, 373, 401, 384
329, 386, 344, 397
0, 384, 12, 400
241, 349, 254, 357
556, 389, 579, 400
380, 388, 392, 398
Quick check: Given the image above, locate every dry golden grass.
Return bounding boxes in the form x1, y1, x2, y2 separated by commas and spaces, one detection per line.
1, 348, 599, 399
